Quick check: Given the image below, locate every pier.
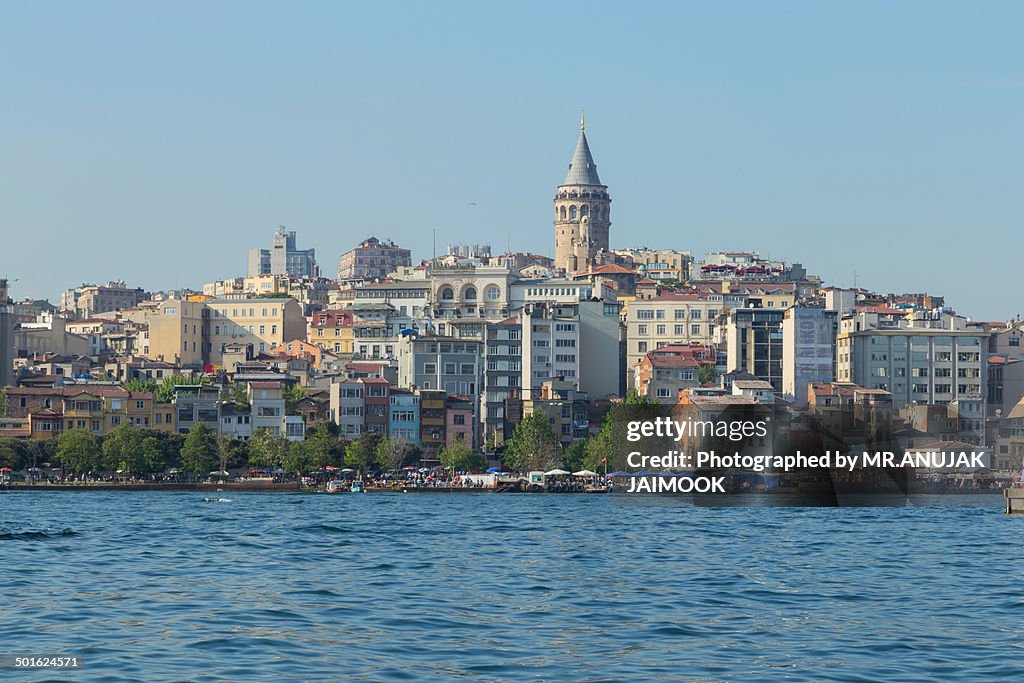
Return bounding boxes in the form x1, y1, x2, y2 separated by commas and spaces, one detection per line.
1005, 488, 1024, 514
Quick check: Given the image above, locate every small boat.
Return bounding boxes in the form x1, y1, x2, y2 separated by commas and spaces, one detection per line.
350, 480, 365, 493
325, 480, 347, 493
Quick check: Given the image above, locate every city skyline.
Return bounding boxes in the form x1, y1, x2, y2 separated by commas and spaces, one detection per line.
4, 2, 1023, 319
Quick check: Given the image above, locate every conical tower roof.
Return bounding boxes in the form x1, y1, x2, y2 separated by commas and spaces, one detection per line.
563, 115, 602, 186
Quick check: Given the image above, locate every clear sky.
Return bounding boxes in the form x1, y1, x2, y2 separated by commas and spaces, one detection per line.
2, 1, 1022, 320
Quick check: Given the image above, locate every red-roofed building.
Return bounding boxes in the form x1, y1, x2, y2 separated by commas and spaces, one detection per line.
634, 344, 715, 403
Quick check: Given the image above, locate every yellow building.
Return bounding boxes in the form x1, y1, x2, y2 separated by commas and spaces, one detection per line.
206, 298, 306, 363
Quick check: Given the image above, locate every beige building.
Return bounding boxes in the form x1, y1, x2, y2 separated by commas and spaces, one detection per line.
338, 237, 412, 281
554, 117, 611, 274
626, 292, 746, 371
207, 298, 306, 366
612, 248, 691, 282
60, 281, 148, 320
146, 299, 207, 368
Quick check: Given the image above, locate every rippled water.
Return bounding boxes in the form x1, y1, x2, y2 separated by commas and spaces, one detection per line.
1, 491, 1022, 682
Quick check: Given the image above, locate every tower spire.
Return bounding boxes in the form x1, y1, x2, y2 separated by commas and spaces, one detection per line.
580, 111, 585, 132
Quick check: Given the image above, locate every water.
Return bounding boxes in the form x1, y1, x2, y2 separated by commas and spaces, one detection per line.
1, 491, 1022, 682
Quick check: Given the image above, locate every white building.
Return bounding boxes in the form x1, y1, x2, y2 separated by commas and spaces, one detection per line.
837, 311, 987, 407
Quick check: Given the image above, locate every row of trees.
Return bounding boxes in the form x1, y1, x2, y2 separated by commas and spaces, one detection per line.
499, 392, 656, 474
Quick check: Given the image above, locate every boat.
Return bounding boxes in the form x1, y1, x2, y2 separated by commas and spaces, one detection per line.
350, 480, 365, 493
325, 480, 347, 493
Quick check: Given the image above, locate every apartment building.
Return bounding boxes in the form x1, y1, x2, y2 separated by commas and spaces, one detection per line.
782, 306, 838, 408
521, 307, 581, 399
5, 386, 175, 438
836, 311, 987, 407
329, 379, 365, 439
418, 389, 447, 460
633, 343, 714, 403
60, 281, 148, 320
626, 293, 739, 371
483, 318, 522, 447
720, 307, 787, 394
206, 298, 306, 364
338, 237, 412, 281
388, 388, 420, 445
397, 336, 483, 396
362, 378, 390, 434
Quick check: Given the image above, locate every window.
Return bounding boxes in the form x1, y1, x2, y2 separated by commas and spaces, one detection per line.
690, 310, 702, 319
656, 388, 672, 398
680, 370, 694, 381
453, 414, 466, 425
691, 325, 701, 335
136, 400, 145, 409
460, 363, 474, 374
656, 325, 665, 336
637, 310, 654, 320
424, 363, 436, 374
638, 342, 648, 353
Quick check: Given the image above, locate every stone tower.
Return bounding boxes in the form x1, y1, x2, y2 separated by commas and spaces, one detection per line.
554, 114, 611, 273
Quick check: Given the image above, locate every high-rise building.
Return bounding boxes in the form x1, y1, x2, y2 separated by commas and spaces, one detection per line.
248, 226, 318, 278
554, 115, 611, 274
0, 278, 14, 387
782, 305, 838, 408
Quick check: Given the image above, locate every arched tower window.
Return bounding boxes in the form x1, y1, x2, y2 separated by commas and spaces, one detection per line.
439, 286, 454, 300
560, 206, 567, 220
463, 286, 477, 301
580, 204, 589, 216
570, 206, 577, 220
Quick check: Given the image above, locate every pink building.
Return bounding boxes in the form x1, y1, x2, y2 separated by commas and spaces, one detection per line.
445, 394, 474, 449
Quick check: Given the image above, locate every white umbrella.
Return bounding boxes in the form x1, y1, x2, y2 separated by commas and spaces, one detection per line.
544, 469, 570, 476
572, 470, 599, 477
210, 470, 230, 476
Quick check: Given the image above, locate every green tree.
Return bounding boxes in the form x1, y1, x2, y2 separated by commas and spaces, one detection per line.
375, 436, 412, 472
180, 423, 218, 476
562, 440, 587, 473
123, 378, 158, 394
283, 384, 307, 414
439, 439, 474, 472
0, 437, 27, 470
503, 409, 560, 473
248, 428, 289, 469
56, 429, 100, 474
140, 436, 166, 475
102, 425, 146, 474
344, 431, 383, 474
698, 364, 717, 386
155, 374, 209, 404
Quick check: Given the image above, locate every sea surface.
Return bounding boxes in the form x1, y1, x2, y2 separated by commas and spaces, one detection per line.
1, 491, 1022, 682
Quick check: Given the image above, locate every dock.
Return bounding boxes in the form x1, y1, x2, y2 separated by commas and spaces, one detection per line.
1006, 488, 1024, 514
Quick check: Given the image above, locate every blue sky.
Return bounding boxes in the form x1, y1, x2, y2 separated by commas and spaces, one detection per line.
2, 1, 1022, 320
